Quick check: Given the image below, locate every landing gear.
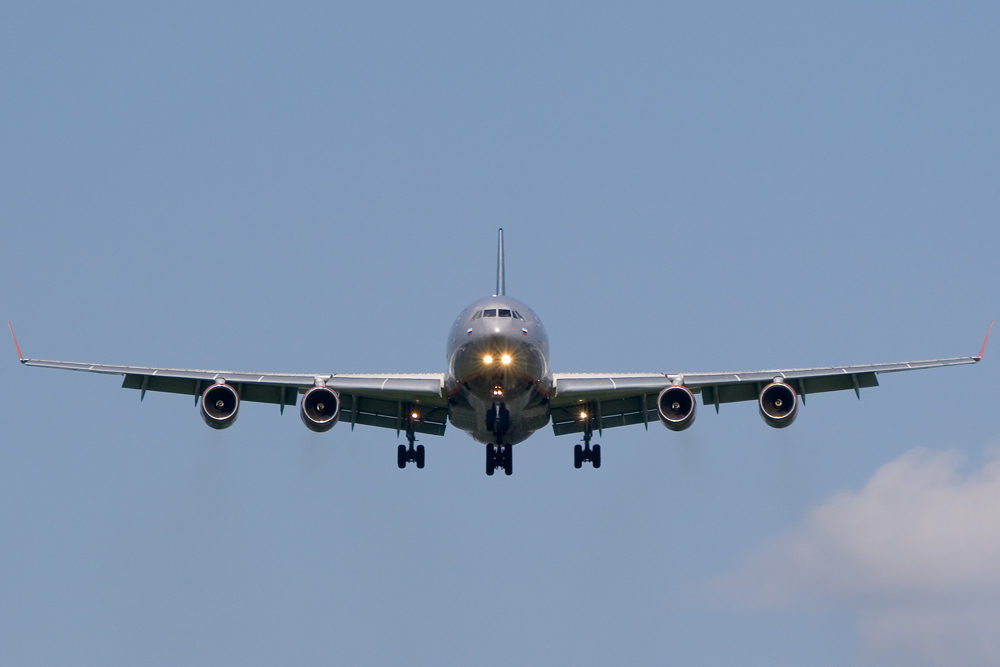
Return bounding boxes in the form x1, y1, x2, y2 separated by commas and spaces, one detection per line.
574, 426, 601, 469
486, 443, 512, 476
485, 401, 512, 476
486, 402, 509, 434
397, 444, 425, 468
397, 423, 425, 469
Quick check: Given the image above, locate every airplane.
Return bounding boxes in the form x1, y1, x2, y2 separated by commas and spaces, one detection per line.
9, 229, 992, 476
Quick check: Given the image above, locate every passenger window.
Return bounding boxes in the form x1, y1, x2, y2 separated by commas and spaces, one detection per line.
499, 309, 512, 317
484, 309, 497, 317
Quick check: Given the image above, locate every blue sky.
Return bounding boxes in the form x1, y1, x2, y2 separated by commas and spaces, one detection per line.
2, 2, 999, 665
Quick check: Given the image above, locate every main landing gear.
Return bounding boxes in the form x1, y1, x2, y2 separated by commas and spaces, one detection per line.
397, 423, 425, 469
574, 425, 601, 469
486, 401, 512, 476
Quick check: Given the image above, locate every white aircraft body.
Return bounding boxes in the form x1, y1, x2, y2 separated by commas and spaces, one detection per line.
11, 230, 991, 475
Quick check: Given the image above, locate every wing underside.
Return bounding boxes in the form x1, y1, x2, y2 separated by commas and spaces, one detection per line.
22, 358, 449, 436
549, 355, 979, 436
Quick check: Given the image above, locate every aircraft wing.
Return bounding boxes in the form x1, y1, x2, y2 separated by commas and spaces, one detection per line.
548, 350, 985, 436
18, 357, 450, 436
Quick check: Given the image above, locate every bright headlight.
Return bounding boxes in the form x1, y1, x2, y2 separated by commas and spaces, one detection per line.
483, 355, 493, 364
501, 354, 511, 365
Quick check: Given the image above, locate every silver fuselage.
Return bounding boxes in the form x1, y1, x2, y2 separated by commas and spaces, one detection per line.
446, 296, 551, 445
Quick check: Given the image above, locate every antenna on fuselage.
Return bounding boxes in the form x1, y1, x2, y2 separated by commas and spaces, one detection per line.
495, 228, 505, 296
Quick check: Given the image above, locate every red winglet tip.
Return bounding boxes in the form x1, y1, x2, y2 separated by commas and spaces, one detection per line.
976, 319, 993, 361
8, 322, 23, 361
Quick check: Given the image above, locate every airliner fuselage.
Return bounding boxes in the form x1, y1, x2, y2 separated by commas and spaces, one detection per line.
446, 295, 551, 446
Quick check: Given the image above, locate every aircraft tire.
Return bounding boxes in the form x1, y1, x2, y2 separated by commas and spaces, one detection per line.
416, 444, 425, 469
486, 446, 495, 476
397, 444, 406, 469
574, 444, 582, 469
592, 444, 601, 469
503, 446, 512, 476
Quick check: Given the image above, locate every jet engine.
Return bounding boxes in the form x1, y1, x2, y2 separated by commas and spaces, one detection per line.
200, 382, 240, 429
300, 386, 341, 432
657, 385, 697, 432
758, 381, 798, 428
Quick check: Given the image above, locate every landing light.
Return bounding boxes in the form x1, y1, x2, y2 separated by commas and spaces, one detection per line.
411, 412, 419, 419
580, 411, 588, 420
483, 355, 493, 364
501, 354, 511, 365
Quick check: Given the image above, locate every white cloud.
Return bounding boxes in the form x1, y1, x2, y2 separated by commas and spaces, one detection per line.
720, 447, 1000, 666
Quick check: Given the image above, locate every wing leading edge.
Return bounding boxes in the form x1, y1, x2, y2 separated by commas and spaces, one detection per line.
549, 348, 985, 436
19, 357, 449, 436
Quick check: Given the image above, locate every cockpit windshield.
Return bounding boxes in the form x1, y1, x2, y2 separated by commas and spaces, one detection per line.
484, 309, 497, 317
498, 309, 512, 317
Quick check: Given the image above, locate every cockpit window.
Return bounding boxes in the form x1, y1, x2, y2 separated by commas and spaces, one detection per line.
498, 309, 512, 317
484, 309, 497, 317
472, 311, 481, 320
513, 311, 522, 319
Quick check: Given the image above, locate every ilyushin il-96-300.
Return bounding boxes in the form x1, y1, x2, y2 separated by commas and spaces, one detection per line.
10, 230, 991, 476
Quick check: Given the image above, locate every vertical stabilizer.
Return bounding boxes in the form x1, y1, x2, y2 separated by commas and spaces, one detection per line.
495, 228, 505, 296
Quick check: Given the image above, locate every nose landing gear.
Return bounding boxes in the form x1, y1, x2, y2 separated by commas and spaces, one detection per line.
485, 401, 509, 434
485, 401, 513, 476
486, 443, 512, 476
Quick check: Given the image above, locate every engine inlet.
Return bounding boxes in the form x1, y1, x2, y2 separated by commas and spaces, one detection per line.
656, 385, 697, 432
300, 386, 341, 433
758, 381, 798, 429
200, 383, 240, 429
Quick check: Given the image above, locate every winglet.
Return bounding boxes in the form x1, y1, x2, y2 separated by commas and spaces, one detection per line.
8, 322, 24, 362
975, 319, 993, 361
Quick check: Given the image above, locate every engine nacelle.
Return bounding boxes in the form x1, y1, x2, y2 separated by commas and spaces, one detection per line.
300, 386, 341, 433
200, 382, 240, 429
657, 385, 697, 432
758, 381, 798, 428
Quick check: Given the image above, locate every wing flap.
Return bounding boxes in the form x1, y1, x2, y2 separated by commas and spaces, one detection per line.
122, 374, 301, 406
699, 372, 879, 407
122, 374, 197, 396
551, 394, 657, 436
339, 394, 447, 436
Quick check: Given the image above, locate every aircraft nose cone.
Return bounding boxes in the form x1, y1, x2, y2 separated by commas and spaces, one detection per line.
487, 318, 517, 333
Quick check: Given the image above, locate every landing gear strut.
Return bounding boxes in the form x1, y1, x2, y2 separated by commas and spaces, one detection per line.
485, 401, 512, 476
574, 425, 601, 469
485, 401, 509, 434
397, 423, 425, 469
